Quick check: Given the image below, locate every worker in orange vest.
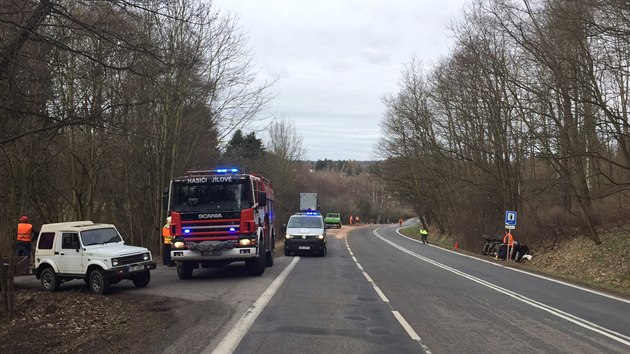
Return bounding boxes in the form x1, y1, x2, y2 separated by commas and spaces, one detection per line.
16, 215, 36, 257
399, 218, 403, 227
503, 231, 515, 260
162, 216, 175, 266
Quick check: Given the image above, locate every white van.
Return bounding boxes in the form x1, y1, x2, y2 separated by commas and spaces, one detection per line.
283, 212, 327, 257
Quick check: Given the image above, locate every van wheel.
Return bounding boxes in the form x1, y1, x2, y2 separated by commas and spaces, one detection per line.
177, 261, 194, 280
132, 271, 151, 288
89, 269, 111, 295
40, 267, 60, 292
319, 246, 327, 257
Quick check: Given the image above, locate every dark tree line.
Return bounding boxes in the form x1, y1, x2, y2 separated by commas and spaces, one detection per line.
378, 0, 630, 250
0, 0, 271, 253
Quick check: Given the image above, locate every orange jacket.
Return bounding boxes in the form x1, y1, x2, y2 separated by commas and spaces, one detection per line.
503, 233, 514, 246
162, 224, 173, 245
17, 223, 33, 243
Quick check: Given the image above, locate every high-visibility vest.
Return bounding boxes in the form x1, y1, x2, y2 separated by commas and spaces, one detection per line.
503, 233, 514, 246
420, 229, 428, 235
162, 224, 173, 245
17, 223, 33, 243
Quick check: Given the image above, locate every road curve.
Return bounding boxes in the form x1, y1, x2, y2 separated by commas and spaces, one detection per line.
346, 223, 630, 353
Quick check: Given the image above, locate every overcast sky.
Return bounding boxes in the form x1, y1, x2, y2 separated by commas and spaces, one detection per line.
214, 0, 471, 161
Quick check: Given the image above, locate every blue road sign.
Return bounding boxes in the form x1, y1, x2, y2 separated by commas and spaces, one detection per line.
505, 211, 517, 226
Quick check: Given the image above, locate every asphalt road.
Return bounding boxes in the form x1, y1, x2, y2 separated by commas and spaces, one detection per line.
232, 223, 630, 353
14, 223, 630, 353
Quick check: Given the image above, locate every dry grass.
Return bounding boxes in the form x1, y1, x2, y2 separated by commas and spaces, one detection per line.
400, 225, 630, 297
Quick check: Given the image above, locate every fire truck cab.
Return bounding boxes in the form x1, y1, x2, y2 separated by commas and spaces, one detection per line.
167, 168, 275, 279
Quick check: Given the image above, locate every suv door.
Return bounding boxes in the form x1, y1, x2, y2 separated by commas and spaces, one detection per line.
59, 232, 83, 274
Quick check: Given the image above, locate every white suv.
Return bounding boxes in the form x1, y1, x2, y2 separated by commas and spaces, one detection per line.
34, 221, 156, 294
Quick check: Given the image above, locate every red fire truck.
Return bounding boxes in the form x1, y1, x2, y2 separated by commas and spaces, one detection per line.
166, 168, 275, 279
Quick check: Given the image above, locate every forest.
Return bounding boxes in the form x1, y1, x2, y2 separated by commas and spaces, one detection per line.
378, 0, 630, 250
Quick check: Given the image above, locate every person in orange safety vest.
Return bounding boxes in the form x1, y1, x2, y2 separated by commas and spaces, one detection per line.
16, 215, 37, 257
162, 216, 175, 266
503, 231, 515, 260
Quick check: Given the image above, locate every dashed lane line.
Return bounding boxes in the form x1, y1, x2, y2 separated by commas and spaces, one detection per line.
345, 237, 431, 353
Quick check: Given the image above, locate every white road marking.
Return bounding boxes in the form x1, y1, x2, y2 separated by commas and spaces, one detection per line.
373, 285, 390, 303
394, 226, 630, 304
346, 235, 430, 351
208, 257, 300, 354
375, 228, 630, 347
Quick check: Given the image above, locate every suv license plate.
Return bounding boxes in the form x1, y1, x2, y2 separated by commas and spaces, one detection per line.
129, 265, 144, 272
202, 250, 221, 256
298, 246, 310, 250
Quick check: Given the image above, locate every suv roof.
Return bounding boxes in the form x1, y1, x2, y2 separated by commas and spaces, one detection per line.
39, 221, 117, 233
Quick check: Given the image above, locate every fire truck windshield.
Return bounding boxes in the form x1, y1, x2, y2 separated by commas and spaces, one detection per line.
170, 180, 252, 212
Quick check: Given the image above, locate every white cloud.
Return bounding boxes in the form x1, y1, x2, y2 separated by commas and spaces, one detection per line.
214, 0, 470, 160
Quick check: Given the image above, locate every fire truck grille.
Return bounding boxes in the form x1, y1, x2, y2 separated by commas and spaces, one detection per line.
181, 223, 240, 235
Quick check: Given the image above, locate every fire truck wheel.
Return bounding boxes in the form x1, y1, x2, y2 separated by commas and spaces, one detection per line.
89, 269, 111, 295
177, 261, 194, 280
40, 267, 60, 292
132, 270, 151, 287
265, 241, 274, 267
246, 249, 266, 276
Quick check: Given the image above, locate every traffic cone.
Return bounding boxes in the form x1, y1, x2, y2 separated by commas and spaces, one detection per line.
454, 241, 459, 250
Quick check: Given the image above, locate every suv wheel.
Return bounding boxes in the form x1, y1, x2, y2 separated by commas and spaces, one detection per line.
89, 269, 111, 295
132, 270, 151, 288
177, 261, 194, 280
40, 267, 60, 292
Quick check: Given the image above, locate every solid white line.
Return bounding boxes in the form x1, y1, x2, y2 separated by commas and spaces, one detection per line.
374, 229, 630, 347
209, 257, 300, 354
394, 228, 630, 304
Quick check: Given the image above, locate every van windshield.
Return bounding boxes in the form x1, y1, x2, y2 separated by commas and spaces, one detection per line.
81, 228, 122, 246
287, 216, 323, 229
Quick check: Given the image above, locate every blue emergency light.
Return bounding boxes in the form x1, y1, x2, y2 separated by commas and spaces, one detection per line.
229, 227, 236, 232
215, 168, 239, 174
184, 229, 191, 234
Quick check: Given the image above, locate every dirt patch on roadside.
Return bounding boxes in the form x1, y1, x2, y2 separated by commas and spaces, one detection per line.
0, 288, 173, 354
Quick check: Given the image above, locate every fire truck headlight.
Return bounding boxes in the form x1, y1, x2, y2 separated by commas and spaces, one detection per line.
285, 234, 293, 239
111, 258, 119, 267
143, 253, 150, 261
173, 241, 185, 249
317, 235, 324, 240
239, 239, 251, 246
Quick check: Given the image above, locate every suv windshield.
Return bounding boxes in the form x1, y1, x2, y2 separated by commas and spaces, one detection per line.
81, 228, 122, 246
171, 180, 252, 212
287, 216, 324, 229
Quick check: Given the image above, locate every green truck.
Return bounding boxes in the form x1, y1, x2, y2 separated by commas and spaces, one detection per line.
324, 213, 342, 228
